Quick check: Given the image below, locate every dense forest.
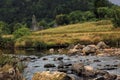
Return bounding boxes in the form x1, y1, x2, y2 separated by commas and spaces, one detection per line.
0, 0, 119, 34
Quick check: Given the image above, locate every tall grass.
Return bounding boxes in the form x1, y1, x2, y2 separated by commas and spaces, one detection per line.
14, 20, 120, 48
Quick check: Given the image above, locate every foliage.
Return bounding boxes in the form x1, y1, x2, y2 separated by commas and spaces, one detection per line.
68, 11, 96, 24
13, 27, 31, 39
55, 14, 69, 25
97, 7, 110, 19
0, 21, 10, 35
112, 7, 120, 27
68, 11, 83, 24
38, 20, 48, 29
0, 37, 14, 49
94, 0, 113, 18
13, 23, 24, 32
0, 54, 15, 66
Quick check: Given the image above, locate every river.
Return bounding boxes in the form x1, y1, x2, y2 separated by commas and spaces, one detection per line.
2, 49, 120, 80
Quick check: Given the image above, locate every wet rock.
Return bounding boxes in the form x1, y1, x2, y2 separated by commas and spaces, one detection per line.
97, 41, 109, 49
82, 45, 98, 55
32, 71, 72, 80
53, 57, 63, 61
104, 73, 117, 80
43, 58, 48, 60
72, 63, 84, 76
58, 69, 68, 73
58, 49, 64, 54
84, 66, 94, 71
68, 48, 81, 55
100, 65, 117, 70
64, 63, 72, 67
49, 48, 54, 53
44, 64, 56, 68
93, 77, 105, 80
58, 64, 64, 69
82, 70, 96, 77
96, 70, 109, 76
58, 57, 63, 60
93, 60, 101, 62
73, 44, 85, 49
68, 74, 80, 80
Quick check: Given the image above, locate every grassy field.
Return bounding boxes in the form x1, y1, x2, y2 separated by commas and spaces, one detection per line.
14, 20, 120, 48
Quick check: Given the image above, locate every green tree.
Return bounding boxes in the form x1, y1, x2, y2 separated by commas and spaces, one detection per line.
68, 11, 83, 24
112, 7, 120, 27
0, 21, 10, 35
83, 11, 96, 21
55, 14, 69, 25
13, 27, 31, 39
97, 7, 109, 19
94, 0, 112, 18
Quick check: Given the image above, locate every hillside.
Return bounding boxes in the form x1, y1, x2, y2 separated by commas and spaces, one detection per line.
15, 20, 120, 48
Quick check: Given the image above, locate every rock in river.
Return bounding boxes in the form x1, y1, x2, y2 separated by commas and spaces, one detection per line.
44, 64, 56, 68
32, 71, 72, 80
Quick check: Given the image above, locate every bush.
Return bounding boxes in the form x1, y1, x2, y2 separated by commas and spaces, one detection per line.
13, 27, 31, 39
112, 7, 120, 27
55, 14, 69, 25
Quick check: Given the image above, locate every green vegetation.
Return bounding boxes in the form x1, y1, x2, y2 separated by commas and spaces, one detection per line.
13, 27, 31, 39
0, 0, 117, 33
0, 0, 120, 49
55, 14, 69, 25
112, 7, 120, 27
13, 20, 120, 48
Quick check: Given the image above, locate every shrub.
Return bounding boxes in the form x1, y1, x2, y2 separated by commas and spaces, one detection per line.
55, 14, 69, 25
13, 27, 31, 39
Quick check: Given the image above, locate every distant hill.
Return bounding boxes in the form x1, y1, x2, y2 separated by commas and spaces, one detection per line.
109, 0, 120, 5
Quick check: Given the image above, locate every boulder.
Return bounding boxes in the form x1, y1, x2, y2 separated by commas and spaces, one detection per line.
72, 63, 85, 76
32, 71, 72, 80
58, 49, 64, 54
68, 48, 81, 54
82, 45, 98, 55
73, 44, 85, 49
97, 41, 109, 49
49, 48, 54, 53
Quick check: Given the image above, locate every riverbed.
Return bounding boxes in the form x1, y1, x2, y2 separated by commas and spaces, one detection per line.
2, 49, 120, 80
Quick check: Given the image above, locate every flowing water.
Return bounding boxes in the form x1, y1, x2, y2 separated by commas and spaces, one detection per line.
2, 49, 120, 80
